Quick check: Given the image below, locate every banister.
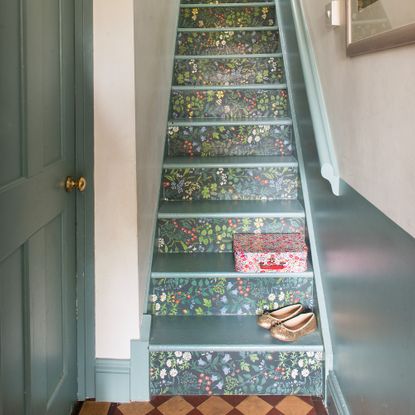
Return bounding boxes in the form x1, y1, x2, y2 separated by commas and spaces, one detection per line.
290, 0, 341, 196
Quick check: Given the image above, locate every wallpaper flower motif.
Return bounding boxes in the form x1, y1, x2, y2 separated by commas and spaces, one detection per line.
157, 217, 304, 253
148, 277, 313, 315
167, 124, 292, 157
150, 350, 324, 395
170, 89, 289, 120
173, 57, 285, 87
162, 167, 299, 201
179, 6, 276, 29
176, 30, 280, 55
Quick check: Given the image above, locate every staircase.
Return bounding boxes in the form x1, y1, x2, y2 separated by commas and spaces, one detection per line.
146, 0, 324, 396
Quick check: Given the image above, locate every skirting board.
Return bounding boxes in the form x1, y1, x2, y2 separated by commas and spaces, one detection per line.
326, 371, 351, 415
95, 359, 131, 403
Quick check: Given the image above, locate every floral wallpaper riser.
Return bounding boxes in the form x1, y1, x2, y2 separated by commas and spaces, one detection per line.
162, 167, 299, 201
148, 277, 313, 316
167, 124, 293, 157
150, 351, 323, 396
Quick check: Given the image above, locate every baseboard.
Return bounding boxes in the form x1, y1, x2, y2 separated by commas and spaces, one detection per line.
326, 371, 350, 415
95, 359, 131, 403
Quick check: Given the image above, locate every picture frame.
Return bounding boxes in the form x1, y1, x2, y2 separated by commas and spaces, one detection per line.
346, 0, 415, 56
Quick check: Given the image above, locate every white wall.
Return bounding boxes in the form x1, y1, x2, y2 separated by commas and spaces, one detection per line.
301, 0, 415, 237
94, 0, 139, 359
134, 0, 180, 318
93, 0, 179, 359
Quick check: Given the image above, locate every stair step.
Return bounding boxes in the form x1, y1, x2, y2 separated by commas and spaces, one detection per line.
181, 0, 274, 4
167, 123, 292, 157
149, 316, 324, 395
148, 276, 314, 316
176, 29, 280, 55
173, 56, 285, 87
158, 200, 304, 218
168, 117, 292, 127
179, 5, 276, 29
170, 88, 289, 120
151, 253, 313, 277
150, 315, 323, 351
163, 155, 297, 168
175, 52, 283, 60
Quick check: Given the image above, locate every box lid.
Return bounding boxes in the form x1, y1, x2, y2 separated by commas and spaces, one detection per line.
233, 233, 307, 253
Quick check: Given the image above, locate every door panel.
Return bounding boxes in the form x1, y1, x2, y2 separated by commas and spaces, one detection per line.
0, 0, 78, 414
0, 249, 26, 415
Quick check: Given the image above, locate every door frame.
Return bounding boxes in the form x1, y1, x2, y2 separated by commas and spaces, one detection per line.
74, 0, 95, 400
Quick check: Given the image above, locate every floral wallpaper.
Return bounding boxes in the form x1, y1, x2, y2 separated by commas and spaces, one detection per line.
162, 167, 299, 201
170, 89, 289, 120
179, 6, 276, 29
173, 57, 285, 87
167, 124, 292, 157
157, 217, 304, 253
150, 350, 324, 395
148, 277, 313, 315
176, 30, 280, 55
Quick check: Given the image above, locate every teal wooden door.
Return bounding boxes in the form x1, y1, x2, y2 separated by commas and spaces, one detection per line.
0, 1, 79, 414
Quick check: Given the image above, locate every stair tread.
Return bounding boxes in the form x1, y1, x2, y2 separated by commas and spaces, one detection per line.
169, 117, 292, 126
164, 155, 297, 168
152, 253, 313, 277
158, 200, 305, 218
149, 315, 323, 351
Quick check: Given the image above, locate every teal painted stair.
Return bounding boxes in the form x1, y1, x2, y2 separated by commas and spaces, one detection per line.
146, 0, 324, 397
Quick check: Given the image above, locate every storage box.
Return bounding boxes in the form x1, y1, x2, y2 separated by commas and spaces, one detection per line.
233, 233, 308, 273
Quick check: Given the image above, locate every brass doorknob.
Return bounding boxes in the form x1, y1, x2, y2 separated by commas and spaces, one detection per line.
65, 176, 87, 193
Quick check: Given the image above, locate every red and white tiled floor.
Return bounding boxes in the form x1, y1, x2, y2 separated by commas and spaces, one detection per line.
75, 396, 327, 415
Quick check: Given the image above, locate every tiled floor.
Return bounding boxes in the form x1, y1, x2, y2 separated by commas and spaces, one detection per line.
75, 396, 327, 415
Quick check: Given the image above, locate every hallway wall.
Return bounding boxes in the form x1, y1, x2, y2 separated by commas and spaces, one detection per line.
93, 0, 179, 359
94, 0, 139, 359
300, 0, 415, 238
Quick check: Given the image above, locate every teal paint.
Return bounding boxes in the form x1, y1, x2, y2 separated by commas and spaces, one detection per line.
276, 0, 334, 384
95, 359, 131, 403
289, 0, 340, 195
0, 0, 79, 412
130, 315, 152, 401
74, 0, 95, 400
327, 372, 350, 415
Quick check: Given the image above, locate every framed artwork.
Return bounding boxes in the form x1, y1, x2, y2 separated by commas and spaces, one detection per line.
347, 0, 415, 56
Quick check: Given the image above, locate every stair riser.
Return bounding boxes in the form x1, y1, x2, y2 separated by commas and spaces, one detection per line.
157, 217, 304, 253
179, 6, 276, 29
167, 124, 293, 157
150, 351, 324, 396
173, 57, 285, 87
176, 30, 280, 55
170, 89, 288, 120
148, 277, 313, 316
162, 167, 299, 201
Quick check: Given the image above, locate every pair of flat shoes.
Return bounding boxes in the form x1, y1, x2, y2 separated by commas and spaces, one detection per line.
257, 303, 317, 342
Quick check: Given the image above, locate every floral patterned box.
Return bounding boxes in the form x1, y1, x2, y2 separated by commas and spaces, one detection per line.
233, 233, 308, 273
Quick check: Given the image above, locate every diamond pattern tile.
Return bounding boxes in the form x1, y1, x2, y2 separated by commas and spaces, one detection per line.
75, 396, 326, 415
275, 396, 314, 415
236, 396, 273, 415
158, 396, 195, 415
197, 397, 233, 415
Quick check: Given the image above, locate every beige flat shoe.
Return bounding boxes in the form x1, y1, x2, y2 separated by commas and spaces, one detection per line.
270, 312, 317, 342
257, 303, 305, 329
